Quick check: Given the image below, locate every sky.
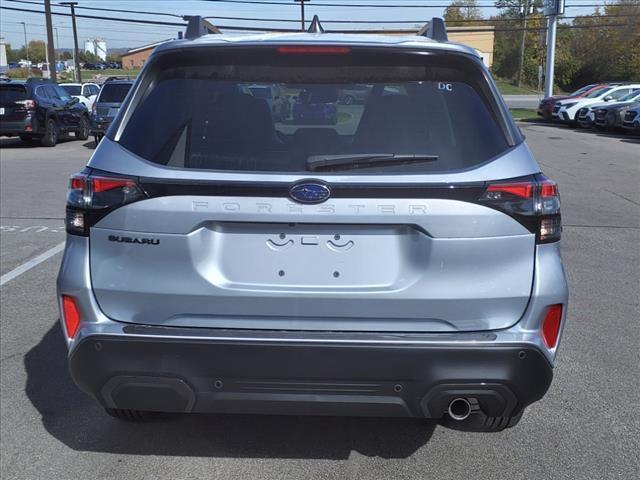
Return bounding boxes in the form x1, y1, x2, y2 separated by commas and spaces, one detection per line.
0, 0, 603, 51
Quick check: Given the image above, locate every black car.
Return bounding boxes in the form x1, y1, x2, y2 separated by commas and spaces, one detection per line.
90, 79, 134, 144
0, 78, 90, 146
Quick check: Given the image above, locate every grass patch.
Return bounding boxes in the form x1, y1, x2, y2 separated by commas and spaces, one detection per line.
509, 108, 538, 121
496, 81, 538, 95
80, 68, 139, 79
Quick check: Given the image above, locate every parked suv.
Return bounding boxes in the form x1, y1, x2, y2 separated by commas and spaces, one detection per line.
90, 79, 134, 144
58, 20, 568, 431
0, 78, 90, 146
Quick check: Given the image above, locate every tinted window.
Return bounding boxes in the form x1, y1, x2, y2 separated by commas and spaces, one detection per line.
0, 86, 27, 105
44, 85, 59, 99
119, 56, 509, 174
98, 83, 132, 103
587, 87, 611, 98
62, 85, 81, 96
610, 88, 631, 100
54, 85, 72, 101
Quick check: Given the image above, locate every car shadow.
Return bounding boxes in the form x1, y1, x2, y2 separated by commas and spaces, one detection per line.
82, 140, 97, 150
24, 322, 437, 459
0, 136, 75, 149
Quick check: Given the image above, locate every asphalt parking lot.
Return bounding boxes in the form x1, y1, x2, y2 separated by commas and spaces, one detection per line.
1, 126, 638, 480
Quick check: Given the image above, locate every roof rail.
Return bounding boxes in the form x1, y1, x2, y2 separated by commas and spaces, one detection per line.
183, 15, 221, 39
418, 17, 448, 42
307, 15, 325, 34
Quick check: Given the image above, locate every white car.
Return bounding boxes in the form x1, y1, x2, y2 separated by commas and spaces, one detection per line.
552, 84, 640, 124
59, 83, 100, 110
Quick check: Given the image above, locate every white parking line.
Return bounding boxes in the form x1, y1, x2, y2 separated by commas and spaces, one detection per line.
0, 242, 65, 287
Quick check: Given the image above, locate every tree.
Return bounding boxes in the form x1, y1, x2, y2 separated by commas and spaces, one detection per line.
491, 1, 546, 87
60, 51, 73, 61
26, 40, 47, 63
444, 0, 483, 26
5, 43, 20, 62
78, 51, 100, 64
106, 53, 121, 63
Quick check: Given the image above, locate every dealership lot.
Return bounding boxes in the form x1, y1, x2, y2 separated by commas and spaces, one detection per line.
1, 127, 638, 479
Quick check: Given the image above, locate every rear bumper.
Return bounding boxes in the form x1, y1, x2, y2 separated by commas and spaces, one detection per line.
90, 118, 112, 134
0, 117, 36, 136
58, 234, 568, 418
69, 328, 552, 418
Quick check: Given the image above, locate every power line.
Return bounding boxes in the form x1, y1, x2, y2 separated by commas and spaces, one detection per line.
2, 2, 637, 33
4, 0, 182, 17
199, 0, 640, 8
0, 5, 186, 26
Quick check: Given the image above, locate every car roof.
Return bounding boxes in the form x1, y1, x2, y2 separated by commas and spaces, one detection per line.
154, 32, 481, 60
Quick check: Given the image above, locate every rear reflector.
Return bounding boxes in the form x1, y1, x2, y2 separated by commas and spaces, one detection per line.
277, 46, 351, 54
541, 304, 563, 349
62, 295, 81, 338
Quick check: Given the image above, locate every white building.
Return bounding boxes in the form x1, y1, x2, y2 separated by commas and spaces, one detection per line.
84, 38, 107, 61
0, 38, 8, 73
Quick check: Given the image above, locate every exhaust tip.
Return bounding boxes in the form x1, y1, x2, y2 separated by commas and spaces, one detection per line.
448, 398, 472, 421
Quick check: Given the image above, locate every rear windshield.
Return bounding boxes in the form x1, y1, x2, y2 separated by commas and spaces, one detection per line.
0, 85, 27, 105
98, 83, 132, 103
61, 85, 81, 96
118, 49, 510, 174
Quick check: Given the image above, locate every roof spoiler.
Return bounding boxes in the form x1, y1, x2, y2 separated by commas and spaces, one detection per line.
418, 17, 448, 42
183, 15, 221, 39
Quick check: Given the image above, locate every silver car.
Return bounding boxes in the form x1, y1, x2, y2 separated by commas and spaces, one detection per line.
57, 19, 568, 431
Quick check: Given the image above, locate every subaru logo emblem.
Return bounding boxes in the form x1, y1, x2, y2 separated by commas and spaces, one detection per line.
289, 182, 331, 204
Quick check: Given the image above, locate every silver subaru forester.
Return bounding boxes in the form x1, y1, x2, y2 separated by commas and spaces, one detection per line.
57, 18, 568, 431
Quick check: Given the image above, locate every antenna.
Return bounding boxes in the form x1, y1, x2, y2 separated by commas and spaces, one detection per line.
418, 17, 448, 42
307, 15, 325, 34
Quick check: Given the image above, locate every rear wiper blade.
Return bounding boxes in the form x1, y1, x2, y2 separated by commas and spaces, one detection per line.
306, 153, 439, 171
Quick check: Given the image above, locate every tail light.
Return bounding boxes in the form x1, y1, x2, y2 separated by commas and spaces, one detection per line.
541, 304, 563, 349
479, 175, 561, 243
16, 99, 37, 110
66, 170, 146, 236
62, 295, 81, 339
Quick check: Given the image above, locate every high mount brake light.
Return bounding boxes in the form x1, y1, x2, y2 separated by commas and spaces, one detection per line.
480, 175, 561, 244
66, 171, 146, 236
276, 46, 351, 55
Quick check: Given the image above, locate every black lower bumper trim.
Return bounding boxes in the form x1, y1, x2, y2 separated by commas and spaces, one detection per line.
69, 334, 553, 418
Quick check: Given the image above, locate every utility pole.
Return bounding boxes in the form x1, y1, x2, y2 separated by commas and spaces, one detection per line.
294, 0, 309, 31
54, 27, 60, 61
20, 22, 29, 64
60, 2, 81, 82
516, 1, 534, 89
44, 0, 57, 81
543, 0, 564, 97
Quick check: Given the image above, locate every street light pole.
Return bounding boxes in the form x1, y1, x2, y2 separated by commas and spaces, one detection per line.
44, 0, 57, 81
20, 21, 29, 64
543, 0, 564, 97
60, 2, 81, 82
